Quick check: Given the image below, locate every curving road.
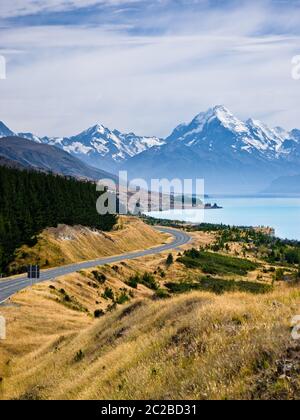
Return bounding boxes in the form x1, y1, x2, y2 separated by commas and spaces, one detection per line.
0, 227, 191, 304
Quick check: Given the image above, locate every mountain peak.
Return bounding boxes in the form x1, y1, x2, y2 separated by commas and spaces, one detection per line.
85, 124, 106, 135
193, 105, 248, 134
0, 121, 15, 136
193, 105, 231, 123
213, 104, 231, 114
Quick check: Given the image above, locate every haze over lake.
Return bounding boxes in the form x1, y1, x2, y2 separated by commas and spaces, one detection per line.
148, 196, 300, 241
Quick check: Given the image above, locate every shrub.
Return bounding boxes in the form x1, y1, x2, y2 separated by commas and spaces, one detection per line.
178, 249, 258, 276
102, 287, 114, 300
64, 294, 71, 303
88, 281, 99, 289
116, 290, 130, 305
126, 272, 159, 291
94, 309, 105, 318
107, 302, 117, 312
92, 271, 107, 284
126, 275, 140, 289
74, 350, 85, 362
154, 289, 171, 299
274, 268, 285, 281
166, 254, 174, 266
140, 272, 159, 291
166, 277, 273, 296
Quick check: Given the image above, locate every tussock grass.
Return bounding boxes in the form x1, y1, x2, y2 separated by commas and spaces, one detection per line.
9, 216, 165, 272
1, 285, 299, 400
1, 226, 299, 400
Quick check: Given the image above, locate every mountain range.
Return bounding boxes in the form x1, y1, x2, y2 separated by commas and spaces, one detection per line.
0, 136, 117, 182
1, 105, 300, 193
122, 106, 300, 193
14, 124, 163, 173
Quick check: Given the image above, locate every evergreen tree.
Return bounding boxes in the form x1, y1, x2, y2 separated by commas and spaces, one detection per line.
0, 166, 117, 275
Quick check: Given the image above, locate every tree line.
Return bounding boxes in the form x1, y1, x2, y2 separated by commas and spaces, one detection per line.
0, 166, 117, 275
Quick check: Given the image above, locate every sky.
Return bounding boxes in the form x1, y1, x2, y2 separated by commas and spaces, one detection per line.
0, 0, 300, 137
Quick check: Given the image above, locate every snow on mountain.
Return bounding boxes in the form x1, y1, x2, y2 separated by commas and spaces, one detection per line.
1, 106, 300, 193
0, 121, 15, 137
56, 124, 164, 171
123, 105, 300, 193
170, 106, 249, 144
0, 122, 164, 173
213, 105, 249, 134
164, 105, 293, 158
18, 132, 43, 143
246, 118, 285, 154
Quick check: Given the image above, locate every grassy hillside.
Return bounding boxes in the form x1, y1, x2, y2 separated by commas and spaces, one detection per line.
0, 285, 299, 400
1, 224, 299, 400
8, 216, 165, 273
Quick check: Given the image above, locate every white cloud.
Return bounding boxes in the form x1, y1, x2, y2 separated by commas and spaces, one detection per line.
0, 0, 142, 18
0, 1, 300, 137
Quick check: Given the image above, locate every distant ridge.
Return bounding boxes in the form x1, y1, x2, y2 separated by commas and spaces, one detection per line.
0, 123, 163, 173
263, 174, 300, 194
0, 136, 117, 182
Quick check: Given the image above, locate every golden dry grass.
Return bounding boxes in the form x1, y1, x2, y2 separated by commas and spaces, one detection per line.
8, 216, 166, 272
1, 224, 300, 400
1, 280, 299, 400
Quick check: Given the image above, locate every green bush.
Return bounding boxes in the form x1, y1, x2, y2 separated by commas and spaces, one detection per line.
274, 268, 285, 281
74, 350, 85, 362
126, 272, 159, 291
116, 290, 130, 305
154, 289, 171, 299
102, 287, 114, 300
166, 277, 273, 296
140, 272, 159, 291
94, 309, 105, 318
166, 254, 174, 266
178, 249, 258, 276
92, 271, 107, 284
126, 275, 140, 289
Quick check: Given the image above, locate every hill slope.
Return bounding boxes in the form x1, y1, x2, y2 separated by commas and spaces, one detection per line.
0, 286, 299, 400
8, 216, 165, 273
0, 136, 116, 181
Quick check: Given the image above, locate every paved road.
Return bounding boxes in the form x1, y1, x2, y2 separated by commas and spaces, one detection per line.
0, 227, 191, 304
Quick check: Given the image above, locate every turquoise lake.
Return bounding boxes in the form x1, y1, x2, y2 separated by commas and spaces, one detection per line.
147, 197, 300, 241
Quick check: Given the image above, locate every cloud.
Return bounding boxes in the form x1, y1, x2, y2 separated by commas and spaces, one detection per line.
0, 0, 143, 18
0, 0, 300, 137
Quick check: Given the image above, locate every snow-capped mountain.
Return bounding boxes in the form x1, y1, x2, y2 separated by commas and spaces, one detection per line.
1, 106, 300, 193
164, 106, 295, 157
0, 121, 15, 137
57, 124, 163, 171
9, 124, 164, 172
123, 105, 300, 193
